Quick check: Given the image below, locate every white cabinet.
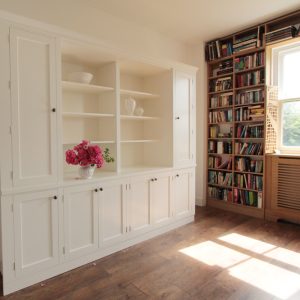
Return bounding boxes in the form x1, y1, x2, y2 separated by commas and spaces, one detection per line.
127, 175, 151, 235
10, 27, 58, 187
13, 189, 59, 276
99, 180, 126, 247
173, 169, 195, 218
63, 185, 98, 260
173, 71, 196, 168
150, 173, 172, 226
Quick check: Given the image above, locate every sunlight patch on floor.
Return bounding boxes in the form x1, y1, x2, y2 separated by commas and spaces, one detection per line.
264, 247, 300, 269
229, 258, 300, 299
179, 241, 249, 268
218, 233, 276, 254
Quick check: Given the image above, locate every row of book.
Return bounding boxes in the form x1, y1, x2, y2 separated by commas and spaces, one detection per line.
209, 77, 232, 93
233, 189, 262, 208
233, 26, 263, 53
234, 52, 265, 71
236, 124, 264, 138
208, 156, 232, 169
235, 157, 263, 173
235, 105, 264, 122
208, 141, 232, 154
208, 187, 232, 201
210, 93, 233, 108
209, 110, 233, 123
265, 25, 297, 45
235, 89, 265, 105
208, 171, 233, 187
236, 70, 264, 88
205, 40, 233, 61
235, 142, 264, 155
211, 60, 233, 77
234, 174, 263, 190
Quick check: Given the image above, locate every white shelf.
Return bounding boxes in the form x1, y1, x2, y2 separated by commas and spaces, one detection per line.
63, 140, 115, 145
120, 88, 159, 99
62, 81, 114, 94
121, 139, 158, 143
63, 112, 115, 118
121, 115, 158, 121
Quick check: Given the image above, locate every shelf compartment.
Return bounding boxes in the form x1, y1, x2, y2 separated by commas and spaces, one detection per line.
121, 115, 159, 121
62, 81, 114, 94
120, 89, 159, 99
63, 112, 115, 118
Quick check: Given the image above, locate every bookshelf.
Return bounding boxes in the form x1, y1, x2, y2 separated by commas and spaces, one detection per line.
205, 9, 300, 218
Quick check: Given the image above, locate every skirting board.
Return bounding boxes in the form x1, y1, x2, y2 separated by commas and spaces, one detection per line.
196, 198, 205, 206
3, 215, 194, 295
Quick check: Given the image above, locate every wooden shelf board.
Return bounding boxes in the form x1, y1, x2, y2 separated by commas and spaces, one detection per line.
208, 183, 233, 189
234, 154, 264, 158
209, 72, 233, 80
235, 120, 264, 124
209, 105, 233, 110
234, 171, 263, 175
233, 47, 265, 57
121, 115, 158, 121
63, 112, 115, 118
208, 55, 233, 65
234, 101, 265, 108
209, 121, 233, 125
208, 168, 233, 172
234, 187, 262, 193
120, 89, 159, 99
208, 153, 233, 156
235, 84, 265, 91
62, 81, 114, 94
208, 89, 233, 95
234, 138, 264, 141
208, 138, 233, 140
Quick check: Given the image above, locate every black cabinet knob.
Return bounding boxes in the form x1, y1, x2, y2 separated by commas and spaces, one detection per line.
155, 178, 158, 181
52, 108, 56, 112
94, 189, 98, 192
53, 196, 57, 199
175, 117, 180, 120
176, 174, 179, 177
100, 188, 103, 191
151, 178, 154, 182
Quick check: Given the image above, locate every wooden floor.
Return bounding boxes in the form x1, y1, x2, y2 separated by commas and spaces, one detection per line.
2, 206, 300, 300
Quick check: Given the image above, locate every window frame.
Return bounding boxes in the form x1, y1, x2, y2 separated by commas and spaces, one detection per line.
271, 40, 300, 154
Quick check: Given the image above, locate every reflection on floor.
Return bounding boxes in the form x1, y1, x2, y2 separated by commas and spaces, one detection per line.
1, 206, 300, 300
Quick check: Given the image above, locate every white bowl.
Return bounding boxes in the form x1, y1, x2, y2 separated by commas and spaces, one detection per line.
68, 72, 93, 84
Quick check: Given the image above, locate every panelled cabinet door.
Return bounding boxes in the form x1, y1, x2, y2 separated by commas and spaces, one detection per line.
150, 173, 172, 226
10, 27, 58, 187
128, 176, 151, 235
99, 180, 126, 247
63, 185, 98, 260
173, 71, 195, 167
173, 169, 195, 218
13, 190, 59, 277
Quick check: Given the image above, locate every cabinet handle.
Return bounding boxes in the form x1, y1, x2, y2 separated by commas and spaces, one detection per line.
94, 189, 98, 192
99, 188, 103, 191
175, 116, 180, 120
53, 196, 57, 200
52, 108, 56, 112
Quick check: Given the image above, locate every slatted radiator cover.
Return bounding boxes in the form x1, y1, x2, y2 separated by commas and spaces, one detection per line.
276, 158, 300, 210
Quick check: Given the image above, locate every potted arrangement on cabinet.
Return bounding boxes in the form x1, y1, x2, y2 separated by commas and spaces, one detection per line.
66, 140, 114, 179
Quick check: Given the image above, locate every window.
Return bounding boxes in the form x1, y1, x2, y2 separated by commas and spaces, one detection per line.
272, 41, 300, 152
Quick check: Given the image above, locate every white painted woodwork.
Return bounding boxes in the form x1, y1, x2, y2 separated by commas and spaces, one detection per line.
127, 176, 151, 234
63, 185, 98, 260
10, 27, 58, 187
13, 190, 59, 276
99, 180, 126, 247
150, 173, 172, 225
173, 71, 195, 167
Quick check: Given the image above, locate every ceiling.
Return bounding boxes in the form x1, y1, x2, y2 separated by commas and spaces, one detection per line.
87, 0, 300, 45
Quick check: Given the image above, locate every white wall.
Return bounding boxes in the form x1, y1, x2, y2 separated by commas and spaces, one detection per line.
0, 0, 189, 64
188, 42, 207, 206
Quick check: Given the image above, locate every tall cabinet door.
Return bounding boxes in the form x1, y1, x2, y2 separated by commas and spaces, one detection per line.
10, 27, 58, 187
13, 189, 59, 277
63, 185, 99, 260
173, 71, 196, 167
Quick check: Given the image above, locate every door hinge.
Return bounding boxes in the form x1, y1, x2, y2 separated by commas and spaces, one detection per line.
10, 171, 13, 180
11, 203, 13, 213
13, 262, 15, 270
62, 246, 65, 254
8, 80, 11, 90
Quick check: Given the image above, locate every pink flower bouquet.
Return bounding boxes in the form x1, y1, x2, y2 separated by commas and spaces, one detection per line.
66, 140, 114, 168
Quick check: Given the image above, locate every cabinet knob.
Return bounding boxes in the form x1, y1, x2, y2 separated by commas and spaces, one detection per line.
176, 174, 180, 177
52, 108, 56, 112
94, 189, 98, 192
151, 178, 154, 182
53, 196, 57, 200
175, 117, 180, 120
99, 188, 103, 191
155, 178, 158, 181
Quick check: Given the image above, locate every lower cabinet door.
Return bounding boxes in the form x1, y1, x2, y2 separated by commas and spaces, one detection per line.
13, 189, 59, 276
63, 185, 98, 260
99, 180, 126, 247
128, 176, 151, 235
150, 173, 172, 226
173, 169, 194, 218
